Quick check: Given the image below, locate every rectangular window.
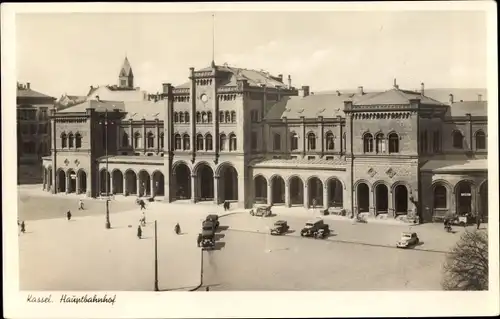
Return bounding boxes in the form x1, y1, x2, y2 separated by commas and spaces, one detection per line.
325, 156, 334, 160
291, 156, 298, 160
273, 156, 281, 159
273, 133, 281, 150
308, 156, 315, 160
251, 132, 257, 150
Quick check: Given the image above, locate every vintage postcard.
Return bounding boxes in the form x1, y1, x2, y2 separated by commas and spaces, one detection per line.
2, 2, 499, 318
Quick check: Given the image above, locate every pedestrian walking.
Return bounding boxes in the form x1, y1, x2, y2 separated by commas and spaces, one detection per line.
140, 212, 146, 226
226, 201, 231, 211
67, 210, 72, 221
312, 198, 317, 210
78, 199, 84, 210
205, 286, 210, 291
223, 201, 227, 211
197, 233, 202, 247
139, 199, 146, 210
137, 225, 142, 239
476, 215, 481, 230
20, 221, 26, 233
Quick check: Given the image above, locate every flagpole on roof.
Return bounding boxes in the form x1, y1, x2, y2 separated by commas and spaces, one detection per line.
212, 13, 216, 66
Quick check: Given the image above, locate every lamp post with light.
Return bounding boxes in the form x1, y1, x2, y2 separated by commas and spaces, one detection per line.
99, 109, 112, 229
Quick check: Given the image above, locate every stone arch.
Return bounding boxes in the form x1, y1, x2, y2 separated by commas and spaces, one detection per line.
353, 179, 372, 190
152, 170, 164, 197
57, 169, 66, 193
455, 180, 475, 215
356, 181, 370, 213
393, 184, 409, 214
67, 169, 77, 193
138, 170, 151, 197
215, 161, 240, 177
124, 169, 137, 195
326, 177, 344, 208
112, 169, 124, 194
270, 175, 286, 205
373, 181, 389, 215
196, 162, 214, 201
46, 166, 53, 189
193, 161, 214, 176
478, 180, 488, 221
431, 179, 453, 193
307, 176, 323, 208
99, 169, 111, 195
77, 169, 87, 194
253, 175, 268, 204
288, 175, 304, 206
172, 161, 191, 200
218, 163, 238, 202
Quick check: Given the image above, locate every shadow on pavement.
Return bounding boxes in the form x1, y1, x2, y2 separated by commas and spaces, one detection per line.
216, 225, 229, 232
414, 241, 425, 247
214, 233, 225, 241
212, 242, 226, 251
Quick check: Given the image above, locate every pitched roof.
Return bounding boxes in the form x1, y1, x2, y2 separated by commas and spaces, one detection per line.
175, 64, 286, 89
353, 88, 444, 106
423, 88, 487, 104
421, 159, 487, 172
58, 99, 164, 121
119, 57, 133, 77
447, 101, 487, 117
17, 87, 55, 100
87, 85, 147, 102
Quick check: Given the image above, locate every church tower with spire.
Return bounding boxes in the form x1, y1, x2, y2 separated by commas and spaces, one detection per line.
118, 57, 134, 89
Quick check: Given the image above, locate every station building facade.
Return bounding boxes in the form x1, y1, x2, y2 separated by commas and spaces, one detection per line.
41, 58, 489, 223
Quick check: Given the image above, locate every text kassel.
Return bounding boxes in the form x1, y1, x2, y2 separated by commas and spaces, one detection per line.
27, 294, 53, 303
60, 294, 116, 305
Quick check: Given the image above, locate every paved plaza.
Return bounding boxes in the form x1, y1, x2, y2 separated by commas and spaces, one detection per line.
17, 185, 485, 291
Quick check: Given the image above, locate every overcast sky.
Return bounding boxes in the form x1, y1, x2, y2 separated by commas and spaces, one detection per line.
16, 10, 488, 98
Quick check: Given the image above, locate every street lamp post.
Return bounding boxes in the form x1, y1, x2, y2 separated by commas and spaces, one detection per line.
154, 220, 159, 291
99, 110, 112, 229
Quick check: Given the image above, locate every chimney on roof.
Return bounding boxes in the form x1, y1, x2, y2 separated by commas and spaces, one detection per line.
393, 78, 399, 89
449, 94, 454, 104
420, 82, 425, 95
299, 86, 310, 98
26, 82, 30, 89
478, 94, 482, 101
278, 74, 283, 82
358, 86, 364, 95
288, 75, 292, 89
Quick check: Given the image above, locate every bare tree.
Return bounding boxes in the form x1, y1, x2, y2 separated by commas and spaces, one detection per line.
442, 230, 488, 290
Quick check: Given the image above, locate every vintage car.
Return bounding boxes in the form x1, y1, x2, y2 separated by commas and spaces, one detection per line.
270, 220, 290, 235
250, 205, 272, 217
202, 220, 216, 235
300, 218, 329, 238
200, 230, 215, 249
396, 232, 420, 248
205, 214, 220, 228
314, 224, 331, 239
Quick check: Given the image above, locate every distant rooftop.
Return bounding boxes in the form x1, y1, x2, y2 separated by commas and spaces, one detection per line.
17, 82, 55, 101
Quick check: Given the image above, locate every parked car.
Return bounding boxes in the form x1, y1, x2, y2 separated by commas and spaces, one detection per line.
270, 220, 290, 235
250, 205, 272, 217
300, 218, 329, 238
200, 231, 215, 249
202, 220, 216, 236
396, 232, 420, 248
205, 214, 220, 228
314, 224, 331, 239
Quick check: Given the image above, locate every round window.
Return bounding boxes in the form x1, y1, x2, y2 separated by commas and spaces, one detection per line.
200, 94, 208, 103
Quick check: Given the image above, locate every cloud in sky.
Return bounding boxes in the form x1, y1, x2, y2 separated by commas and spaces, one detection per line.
14, 10, 489, 97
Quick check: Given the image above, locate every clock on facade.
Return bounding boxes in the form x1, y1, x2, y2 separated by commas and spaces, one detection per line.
200, 94, 209, 103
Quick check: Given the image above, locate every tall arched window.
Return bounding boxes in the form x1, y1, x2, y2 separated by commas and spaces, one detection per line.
434, 185, 447, 209
207, 112, 213, 123
182, 134, 190, 150
179, 112, 185, 123
219, 111, 224, 122
219, 134, 227, 151
363, 133, 373, 153
206, 133, 213, 150
122, 132, 129, 147
196, 112, 201, 123
307, 133, 316, 150
201, 112, 207, 123
388, 133, 399, 153
75, 133, 82, 149
184, 112, 190, 123
375, 133, 385, 153
475, 130, 486, 150
225, 111, 231, 123
134, 132, 142, 148
147, 132, 155, 148
174, 112, 179, 123
196, 134, 204, 150
229, 134, 237, 151
159, 133, 164, 149
290, 133, 299, 151
231, 111, 237, 123
325, 132, 334, 150
68, 133, 74, 148
174, 134, 181, 150
61, 132, 67, 148
273, 133, 281, 150
452, 131, 463, 149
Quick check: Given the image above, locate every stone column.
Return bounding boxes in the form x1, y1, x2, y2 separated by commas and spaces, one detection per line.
191, 174, 196, 203
387, 190, 394, 218
123, 174, 128, 196
136, 177, 141, 197
470, 185, 477, 215
285, 183, 290, 208
450, 189, 455, 216
369, 188, 374, 216
75, 173, 80, 194
303, 184, 309, 209
109, 174, 114, 195
267, 182, 272, 205
42, 169, 46, 190
323, 184, 328, 209
65, 173, 70, 194
213, 176, 219, 205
